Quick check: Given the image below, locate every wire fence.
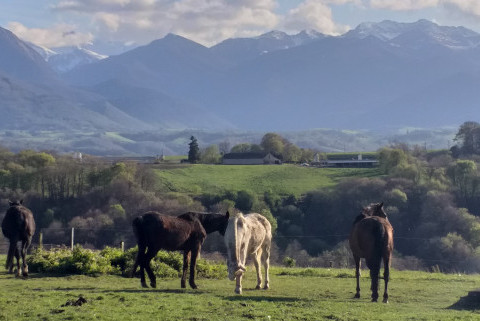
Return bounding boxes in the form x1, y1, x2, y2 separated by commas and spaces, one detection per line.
0, 228, 474, 270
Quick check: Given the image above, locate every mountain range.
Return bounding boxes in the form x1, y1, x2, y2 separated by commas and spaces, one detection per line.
0, 19, 479, 140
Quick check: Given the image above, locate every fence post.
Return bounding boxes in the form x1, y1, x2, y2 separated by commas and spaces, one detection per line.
39, 231, 43, 250
121, 241, 125, 252
71, 227, 74, 250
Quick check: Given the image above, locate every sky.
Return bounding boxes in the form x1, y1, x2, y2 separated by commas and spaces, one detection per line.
2, 0, 480, 51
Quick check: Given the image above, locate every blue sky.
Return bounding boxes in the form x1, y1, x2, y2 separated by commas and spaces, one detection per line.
1, 0, 480, 49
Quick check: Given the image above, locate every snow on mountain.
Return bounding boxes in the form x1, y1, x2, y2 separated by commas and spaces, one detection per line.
28, 42, 57, 60
47, 46, 108, 73
346, 19, 480, 49
211, 29, 325, 64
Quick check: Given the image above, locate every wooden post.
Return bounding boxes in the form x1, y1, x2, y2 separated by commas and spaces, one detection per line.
71, 227, 74, 250
121, 241, 125, 252
39, 231, 43, 250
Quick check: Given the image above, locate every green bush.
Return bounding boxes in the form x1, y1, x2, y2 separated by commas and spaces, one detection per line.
27, 246, 227, 279
283, 256, 296, 268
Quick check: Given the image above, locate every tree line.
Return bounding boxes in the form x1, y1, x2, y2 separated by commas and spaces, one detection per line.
1, 121, 480, 272
187, 133, 318, 164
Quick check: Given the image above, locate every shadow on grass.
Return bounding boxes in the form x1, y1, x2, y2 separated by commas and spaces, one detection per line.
104, 288, 209, 295
223, 293, 302, 303
448, 292, 480, 311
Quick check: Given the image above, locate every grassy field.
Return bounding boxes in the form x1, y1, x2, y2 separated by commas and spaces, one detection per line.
0, 265, 479, 321
153, 165, 380, 196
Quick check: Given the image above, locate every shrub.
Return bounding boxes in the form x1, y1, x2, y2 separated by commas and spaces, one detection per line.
283, 256, 296, 268
27, 246, 227, 279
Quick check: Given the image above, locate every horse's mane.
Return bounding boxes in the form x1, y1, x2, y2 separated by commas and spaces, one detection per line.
352, 213, 367, 225
353, 202, 387, 225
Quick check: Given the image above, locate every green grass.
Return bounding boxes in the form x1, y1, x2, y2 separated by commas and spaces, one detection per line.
0, 265, 479, 320
153, 164, 380, 196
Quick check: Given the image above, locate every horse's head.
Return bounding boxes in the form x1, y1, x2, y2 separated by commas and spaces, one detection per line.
363, 202, 387, 219
206, 211, 230, 236
224, 213, 247, 280
8, 199, 23, 207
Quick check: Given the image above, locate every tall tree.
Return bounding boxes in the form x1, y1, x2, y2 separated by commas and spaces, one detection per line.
188, 136, 200, 164
260, 133, 286, 157
454, 121, 480, 155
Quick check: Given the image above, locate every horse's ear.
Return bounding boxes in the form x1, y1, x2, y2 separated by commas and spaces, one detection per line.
225, 211, 230, 219
20, 199, 23, 205
379, 202, 384, 208
8, 200, 13, 206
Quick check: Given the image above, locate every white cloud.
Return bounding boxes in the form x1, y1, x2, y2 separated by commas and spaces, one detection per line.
369, 0, 439, 11
283, 0, 351, 35
52, 0, 280, 46
6, 22, 94, 48
18, 0, 480, 49
444, 0, 480, 17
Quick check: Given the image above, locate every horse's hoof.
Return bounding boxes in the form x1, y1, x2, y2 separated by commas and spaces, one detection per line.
190, 284, 198, 289
235, 288, 242, 295
255, 285, 261, 290
150, 282, 157, 288
371, 298, 378, 302
181, 283, 186, 289
383, 298, 389, 304
263, 285, 269, 290
354, 293, 360, 299
141, 282, 148, 288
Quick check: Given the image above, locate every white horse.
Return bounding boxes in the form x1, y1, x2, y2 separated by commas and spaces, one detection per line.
224, 212, 272, 294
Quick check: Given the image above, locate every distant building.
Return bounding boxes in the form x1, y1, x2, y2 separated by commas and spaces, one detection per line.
73, 152, 83, 161
222, 152, 281, 165
321, 154, 378, 168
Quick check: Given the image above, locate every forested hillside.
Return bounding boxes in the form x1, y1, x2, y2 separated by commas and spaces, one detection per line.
1, 122, 480, 272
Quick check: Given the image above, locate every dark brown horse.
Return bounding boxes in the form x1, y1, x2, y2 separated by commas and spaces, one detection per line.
349, 202, 393, 303
131, 211, 229, 289
1, 200, 36, 277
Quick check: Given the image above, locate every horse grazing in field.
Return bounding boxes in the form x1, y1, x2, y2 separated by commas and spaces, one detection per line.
1, 200, 36, 277
349, 202, 393, 303
224, 212, 272, 294
131, 211, 229, 289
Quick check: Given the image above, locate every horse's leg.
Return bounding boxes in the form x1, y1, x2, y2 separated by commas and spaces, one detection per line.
253, 250, 262, 290
138, 249, 147, 288
182, 251, 191, 289
144, 248, 158, 288
131, 243, 146, 278
5, 240, 16, 274
21, 238, 32, 277
189, 244, 201, 289
262, 244, 270, 290
235, 273, 243, 294
383, 254, 391, 303
354, 255, 361, 299
14, 245, 21, 278
368, 257, 381, 302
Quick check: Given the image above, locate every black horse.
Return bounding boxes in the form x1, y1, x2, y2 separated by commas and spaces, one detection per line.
1, 200, 36, 277
349, 202, 394, 303
131, 211, 229, 289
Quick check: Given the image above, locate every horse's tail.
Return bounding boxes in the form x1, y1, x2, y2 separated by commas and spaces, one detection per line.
131, 216, 145, 277
132, 216, 144, 244
365, 221, 384, 270
5, 241, 16, 270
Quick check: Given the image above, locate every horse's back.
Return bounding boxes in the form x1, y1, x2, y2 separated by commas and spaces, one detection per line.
135, 211, 206, 251
350, 216, 392, 260
2, 206, 35, 240
244, 213, 272, 250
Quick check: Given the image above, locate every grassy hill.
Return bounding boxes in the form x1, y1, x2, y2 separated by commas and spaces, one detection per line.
0, 265, 478, 320
153, 164, 380, 196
